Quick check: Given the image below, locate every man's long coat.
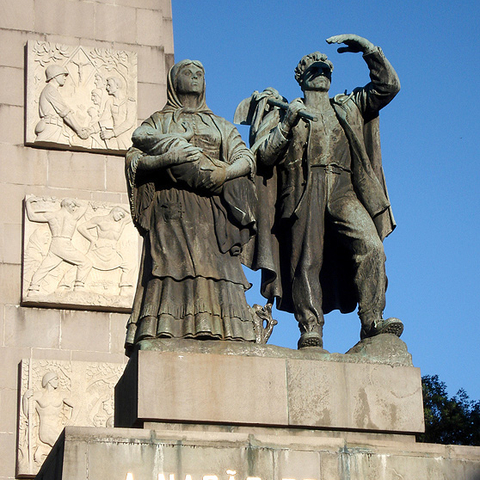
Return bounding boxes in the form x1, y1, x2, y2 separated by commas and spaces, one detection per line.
242, 47, 400, 315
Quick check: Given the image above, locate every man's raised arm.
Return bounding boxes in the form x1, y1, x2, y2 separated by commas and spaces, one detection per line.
327, 34, 400, 114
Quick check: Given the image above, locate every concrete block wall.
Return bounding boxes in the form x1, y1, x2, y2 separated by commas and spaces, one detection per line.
0, 0, 173, 478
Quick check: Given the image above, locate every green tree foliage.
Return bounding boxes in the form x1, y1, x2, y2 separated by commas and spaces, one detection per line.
417, 375, 480, 445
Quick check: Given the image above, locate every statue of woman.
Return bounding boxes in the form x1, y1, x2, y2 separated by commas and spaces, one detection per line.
125, 59, 258, 353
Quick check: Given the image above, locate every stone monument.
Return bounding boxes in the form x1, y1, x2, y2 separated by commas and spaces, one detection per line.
34, 39, 480, 480
0, 0, 174, 477
1, 7, 477, 476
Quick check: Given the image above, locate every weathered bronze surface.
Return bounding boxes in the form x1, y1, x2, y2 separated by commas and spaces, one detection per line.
241, 35, 403, 349
125, 60, 260, 353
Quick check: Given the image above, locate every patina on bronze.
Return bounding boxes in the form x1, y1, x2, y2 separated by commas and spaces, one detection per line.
241, 34, 403, 349
125, 59, 267, 354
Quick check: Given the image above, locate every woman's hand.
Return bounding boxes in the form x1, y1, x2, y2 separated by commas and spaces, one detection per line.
166, 143, 203, 165
178, 121, 194, 141
199, 165, 227, 192
137, 143, 202, 170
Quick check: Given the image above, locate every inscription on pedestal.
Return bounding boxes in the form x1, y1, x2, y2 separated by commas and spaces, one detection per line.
124, 473, 315, 480
26, 41, 137, 154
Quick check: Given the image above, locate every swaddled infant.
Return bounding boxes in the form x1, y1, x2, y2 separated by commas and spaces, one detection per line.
146, 121, 224, 193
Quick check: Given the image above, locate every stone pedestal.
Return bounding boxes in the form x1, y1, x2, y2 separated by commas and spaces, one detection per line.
36, 424, 480, 480
35, 339, 480, 479
115, 339, 424, 434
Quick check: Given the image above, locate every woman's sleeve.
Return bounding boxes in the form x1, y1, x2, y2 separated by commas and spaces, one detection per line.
131, 113, 167, 154
222, 118, 255, 176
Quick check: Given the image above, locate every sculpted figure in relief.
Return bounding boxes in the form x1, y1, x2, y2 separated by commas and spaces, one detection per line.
97, 76, 137, 150
89, 394, 115, 428
35, 65, 89, 143
22, 372, 75, 465
77, 207, 135, 295
241, 34, 403, 349
25, 197, 92, 295
86, 88, 105, 149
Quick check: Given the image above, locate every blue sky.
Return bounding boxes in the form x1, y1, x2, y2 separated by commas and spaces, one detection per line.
171, 0, 480, 399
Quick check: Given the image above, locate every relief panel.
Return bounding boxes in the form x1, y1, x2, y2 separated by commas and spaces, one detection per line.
17, 359, 125, 476
26, 41, 137, 154
22, 195, 139, 311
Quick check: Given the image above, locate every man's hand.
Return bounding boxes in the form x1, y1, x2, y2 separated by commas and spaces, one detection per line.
280, 98, 305, 136
100, 129, 115, 140
326, 34, 375, 55
78, 127, 90, 140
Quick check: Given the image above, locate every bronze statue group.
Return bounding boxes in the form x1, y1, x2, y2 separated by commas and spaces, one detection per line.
124, 34, 404, 354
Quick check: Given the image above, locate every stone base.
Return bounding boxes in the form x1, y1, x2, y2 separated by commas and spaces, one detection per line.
36, 340, 479, 479
36, 425, 480, 480
115, 338, 424, 434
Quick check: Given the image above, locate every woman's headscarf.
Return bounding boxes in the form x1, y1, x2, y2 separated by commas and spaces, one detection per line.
163, 59, 212, 121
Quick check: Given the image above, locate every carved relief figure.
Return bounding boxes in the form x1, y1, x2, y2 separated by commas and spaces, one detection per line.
97, 76, 136, 150
242, 35, 403, 349
89, 394, 114, 427
86, 88, 105, 148
85, 362, 124, 428
94, 72, 106, 90
34, 65, 89, 143
125, 59, 259, 352
23, 196, 139, 309
27, 41, 137, 153
22, 372, 75, 464
17, 359, 124, 476
25, 197, 92, 295
77, 207, 135, 295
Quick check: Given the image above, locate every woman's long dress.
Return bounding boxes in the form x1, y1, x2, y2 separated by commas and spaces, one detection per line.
126, 110, 257, 347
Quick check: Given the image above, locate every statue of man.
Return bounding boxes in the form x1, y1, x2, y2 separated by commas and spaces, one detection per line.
245, 34, 403, 349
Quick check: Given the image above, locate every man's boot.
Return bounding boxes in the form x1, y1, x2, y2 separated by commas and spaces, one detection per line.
360, 315, 404, 340
297, 319, 324, 349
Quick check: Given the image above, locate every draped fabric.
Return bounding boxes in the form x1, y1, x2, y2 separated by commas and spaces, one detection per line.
125, 61, 257, 352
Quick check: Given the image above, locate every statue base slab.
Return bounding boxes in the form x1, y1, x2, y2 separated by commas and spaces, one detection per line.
35, 340, 480, 480
36, 425, 480, 480
115, 338, 423, 434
